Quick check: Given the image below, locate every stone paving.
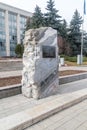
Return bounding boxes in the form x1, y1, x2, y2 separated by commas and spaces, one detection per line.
0, 60, 22, 72
0, 78, 87, 120
0, 65, 87, 78
59, 66, 87, 71
25, 100, 87, 130
0, 87, 87, 130
0, 70, 22, 78
0, 63, 87, 129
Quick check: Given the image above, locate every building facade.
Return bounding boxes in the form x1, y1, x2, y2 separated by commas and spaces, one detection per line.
0, 2, 32, 56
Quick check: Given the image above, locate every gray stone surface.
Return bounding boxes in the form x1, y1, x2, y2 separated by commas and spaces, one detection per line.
0, 78, 87, 129
0, 84, 21, 99
25, 100, 87, 130
0, 73, 87, 99
22, 27, 59, 99
0, 70, 22, 78
0, 78, 87, 119
59, 72, 87, 84
0, 60, 22, 72
59, 66, 87, 71
0, 88, 87, 130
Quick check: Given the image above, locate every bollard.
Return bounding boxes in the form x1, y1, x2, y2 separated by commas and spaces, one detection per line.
60, 57, 64, 66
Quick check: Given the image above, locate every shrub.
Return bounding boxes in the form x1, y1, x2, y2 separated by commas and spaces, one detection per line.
60, 55, 77, 62
15, 44, 24, 58
83, 57, 87, 62
60, 55, 87, 62
65, 56, 77, 62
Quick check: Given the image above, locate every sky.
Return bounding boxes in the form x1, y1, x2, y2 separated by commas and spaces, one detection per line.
0, 0, 87, 30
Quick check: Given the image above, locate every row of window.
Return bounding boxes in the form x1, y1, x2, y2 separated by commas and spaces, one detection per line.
0, 10, 5, 17
0, 10, 27, 56
0, 10, 6, 53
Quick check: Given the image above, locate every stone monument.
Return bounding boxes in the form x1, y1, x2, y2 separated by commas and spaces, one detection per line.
22, 27, 59, 99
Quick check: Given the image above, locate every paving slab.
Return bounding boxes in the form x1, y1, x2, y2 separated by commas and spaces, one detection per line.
0, 79, 87, 119
0, 65, 87, 78
25, 100, 87, 130
0, 78, 87, 130
0, 70, 22, 78
59, 66, 87, 71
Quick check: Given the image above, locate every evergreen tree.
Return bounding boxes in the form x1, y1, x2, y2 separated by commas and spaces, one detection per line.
26, 5, 44, 30
32, 5, 44, 28
59, 19, 70, 55
68, 9, 83, 55
25, 17, 33, 30
44, 0, 62, 31
60, 19, 68, 39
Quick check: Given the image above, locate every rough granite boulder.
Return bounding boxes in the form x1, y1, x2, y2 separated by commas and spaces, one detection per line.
22, 27, 59, 99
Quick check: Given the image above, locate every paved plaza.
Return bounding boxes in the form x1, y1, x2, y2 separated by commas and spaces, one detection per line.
0, 60, 22, 72
59, 66, 87, 71
0, 64, 87, 78
0, 79, 87, 118
0, 61, 87, 129
0, 78, 87, 119
25, 100, 87, 130
0, 79, 87, 129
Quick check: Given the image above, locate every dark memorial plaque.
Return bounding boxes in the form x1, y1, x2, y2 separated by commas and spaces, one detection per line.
42, 46, 56, 58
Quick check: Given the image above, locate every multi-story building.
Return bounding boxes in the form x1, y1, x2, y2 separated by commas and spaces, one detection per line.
0, 2, 32, 56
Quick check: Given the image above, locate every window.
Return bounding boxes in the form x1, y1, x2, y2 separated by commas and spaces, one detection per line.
0, 10, 6, 55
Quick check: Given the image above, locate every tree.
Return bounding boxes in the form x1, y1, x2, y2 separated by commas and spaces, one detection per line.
60, 19, 68, 39
26, 5, 44, 30
58, 19, 71, 55
25, 17, 33, 30
82, 32, 87, 56
15, 44, 24, 58
68, 9, 83, 55
44, 0, 62, 31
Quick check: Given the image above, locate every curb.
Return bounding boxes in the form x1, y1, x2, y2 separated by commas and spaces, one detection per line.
0, 89, 87, 130
0, 72, 87, 99
59, 72, 87, 84
0, 84, 21, 99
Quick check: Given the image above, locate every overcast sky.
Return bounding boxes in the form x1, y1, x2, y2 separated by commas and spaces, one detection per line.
0, 0, 87, 30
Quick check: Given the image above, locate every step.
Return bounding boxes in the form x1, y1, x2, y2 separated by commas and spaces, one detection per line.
1, 72, 87, 99
0, 88, 87, 130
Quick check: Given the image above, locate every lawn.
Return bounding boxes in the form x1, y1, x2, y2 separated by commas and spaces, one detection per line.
65, 61, 87, 66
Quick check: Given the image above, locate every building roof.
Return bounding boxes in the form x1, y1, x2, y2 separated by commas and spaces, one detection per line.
0, 2, 32, 17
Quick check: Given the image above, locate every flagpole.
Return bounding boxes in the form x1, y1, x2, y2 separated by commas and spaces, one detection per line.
81, 14, 84, 64
81, 0, 86, 64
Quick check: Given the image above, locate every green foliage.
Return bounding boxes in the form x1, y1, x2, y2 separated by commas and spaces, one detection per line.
60, 55, 87, 62
32, 5, 45, 28
65, 56, 77, 62
25, 17, 32, 30
25, 0, 62, 31
44, 0, 62, 31
25, 1, 87, 57
26, 5, 44, 30
68, 10, 83, 56
60, 19, 68, 39
60, 55, 77, 62
15, 44, 24, 58
83, 56, 87, 62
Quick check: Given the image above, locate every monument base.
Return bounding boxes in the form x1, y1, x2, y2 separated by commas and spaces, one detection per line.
32, 72, 59, 99
22, 72, 59, 99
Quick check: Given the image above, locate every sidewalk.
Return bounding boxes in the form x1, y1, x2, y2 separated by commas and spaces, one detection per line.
0, 70, 22, 78
59, 66, 87, 71
0, 65, 87, 78
0, 79, 87, 130
26, 100, 87, 130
